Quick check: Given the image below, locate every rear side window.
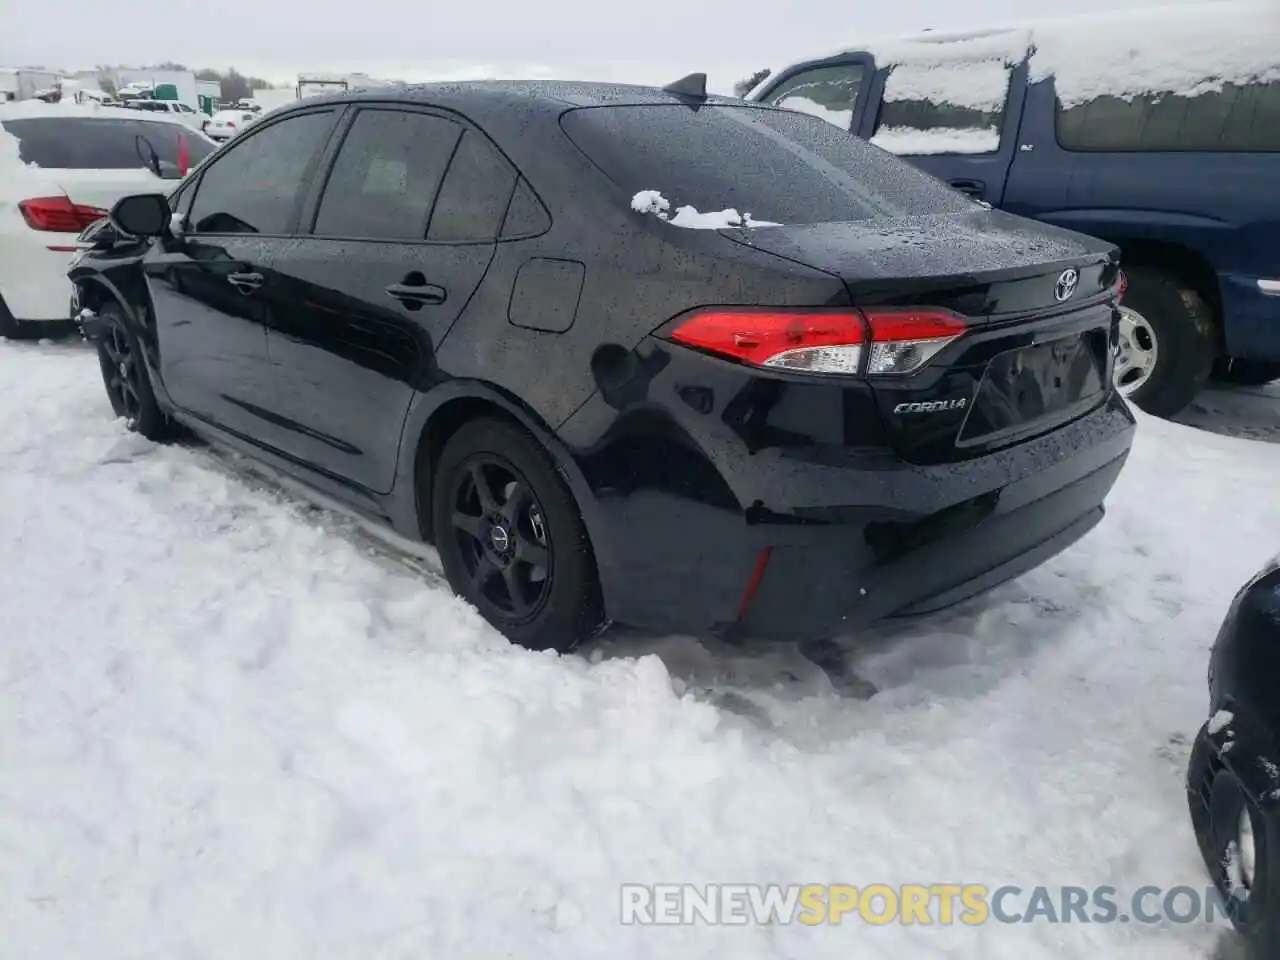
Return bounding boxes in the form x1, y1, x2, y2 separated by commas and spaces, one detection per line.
188, 110, 334, 235
760, 64, 865, 131
427, 128, 517, 242
0, 117, 217, 170
313, 108, 461, 240
1057, 79, 1280, 152
560, 103, 976, 225
872, 59, 1013, 155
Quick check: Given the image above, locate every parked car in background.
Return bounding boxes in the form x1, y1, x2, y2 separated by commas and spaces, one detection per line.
0, 100, 215, 338
202, 108, 258, 141
749, 1, 1280, 418
70, 79, 1134, 651
1188, 554, 1280, 959
122, 98, 207, 132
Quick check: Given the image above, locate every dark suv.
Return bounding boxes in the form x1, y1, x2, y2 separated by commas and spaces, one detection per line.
750, 6, 1280, 417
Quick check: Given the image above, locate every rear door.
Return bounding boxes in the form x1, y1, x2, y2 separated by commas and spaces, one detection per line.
867, 52, 1026, 206
263, 105, 512, 493
144, 107, 339, 436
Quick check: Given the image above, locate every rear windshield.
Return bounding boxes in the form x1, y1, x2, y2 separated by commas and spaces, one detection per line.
559, 103, 977, 224
0, 117, 216, 170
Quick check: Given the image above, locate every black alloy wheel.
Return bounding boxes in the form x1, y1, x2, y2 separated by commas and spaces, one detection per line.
94, 303, 181, 442
99, 319, 143, 425
449, 456, 553, 624
431, 417, 603, 652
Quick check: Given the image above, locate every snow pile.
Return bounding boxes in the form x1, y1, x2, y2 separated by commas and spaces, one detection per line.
870, 126, 1000, 155
631, 190, 780, 229
1029, 0, 1280, 105
4, 336, 1280, 958
776, 95, 852, 130
756, 1, 1277, 109
880, 58, 1012, 114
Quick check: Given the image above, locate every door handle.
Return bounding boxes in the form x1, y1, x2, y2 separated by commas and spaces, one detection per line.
385, 281, 447, 307
948, 178, 986, 198
227, 271, 263, 293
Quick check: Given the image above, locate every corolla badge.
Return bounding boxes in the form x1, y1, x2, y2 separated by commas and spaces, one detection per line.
1054, 268, 1080, 303
894, 398, 967, 414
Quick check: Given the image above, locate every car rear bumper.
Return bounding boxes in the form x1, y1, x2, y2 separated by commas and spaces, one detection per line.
0, 233, 79, 321
576, 391, 1135, 640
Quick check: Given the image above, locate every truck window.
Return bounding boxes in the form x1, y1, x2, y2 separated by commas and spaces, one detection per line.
871, 58, 1013, 156
1057, 78, 1280, 152
759, 64, 864, 132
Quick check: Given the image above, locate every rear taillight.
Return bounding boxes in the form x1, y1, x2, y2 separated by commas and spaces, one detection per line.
668, 306, 966, 377
1116, 270, 1128, 303
19, 196, 109, 233
861, 307, 968, 376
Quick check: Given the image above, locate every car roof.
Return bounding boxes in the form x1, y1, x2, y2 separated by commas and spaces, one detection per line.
279, 79, 757, 117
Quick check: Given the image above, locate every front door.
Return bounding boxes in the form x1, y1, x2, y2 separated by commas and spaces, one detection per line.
144, 107, 340, 439
265, 107, 518, 494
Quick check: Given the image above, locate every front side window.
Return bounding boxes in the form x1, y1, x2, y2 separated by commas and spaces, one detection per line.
871, 59, 1013, 155
313, 108, 461, 241
1057, 78, 1280, 152
187, 110, 334, 235
761, 64, 864, 131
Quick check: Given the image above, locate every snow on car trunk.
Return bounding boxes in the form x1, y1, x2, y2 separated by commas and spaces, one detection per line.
3, 338, 1276, 958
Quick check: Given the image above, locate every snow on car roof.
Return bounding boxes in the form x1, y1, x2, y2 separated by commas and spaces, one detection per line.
758, 0, 1278, 106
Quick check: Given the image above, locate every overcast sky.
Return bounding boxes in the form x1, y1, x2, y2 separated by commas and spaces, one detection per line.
4, 0, 1178, 90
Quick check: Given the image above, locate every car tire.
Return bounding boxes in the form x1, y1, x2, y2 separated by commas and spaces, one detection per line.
95, 301, 182, 442
1115, 265, 1216, 419
431, 416, 603, 653
1211, 357, 1280, 388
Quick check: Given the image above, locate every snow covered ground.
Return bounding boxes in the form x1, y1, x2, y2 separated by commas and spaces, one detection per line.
3, 335, 1279, 959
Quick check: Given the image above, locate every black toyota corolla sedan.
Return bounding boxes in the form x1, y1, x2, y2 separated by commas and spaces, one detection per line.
70, 77, 1136, 651
1188, 557, 1280, 957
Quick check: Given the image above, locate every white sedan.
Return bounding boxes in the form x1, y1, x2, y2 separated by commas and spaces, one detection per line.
0, 100, 217, 338
202, 109, 259, 142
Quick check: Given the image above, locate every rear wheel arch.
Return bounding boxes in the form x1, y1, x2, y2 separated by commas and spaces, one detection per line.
407, 386, 595, 545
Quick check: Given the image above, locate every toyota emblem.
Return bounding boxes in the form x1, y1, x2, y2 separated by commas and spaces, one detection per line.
1054, 268, 1080, 303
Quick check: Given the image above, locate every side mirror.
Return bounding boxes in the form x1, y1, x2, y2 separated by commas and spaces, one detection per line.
109, 193, 171, 237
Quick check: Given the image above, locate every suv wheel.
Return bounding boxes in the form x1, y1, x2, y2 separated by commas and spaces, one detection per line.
1114, 265, 1216, 418
430, 417, 603, 652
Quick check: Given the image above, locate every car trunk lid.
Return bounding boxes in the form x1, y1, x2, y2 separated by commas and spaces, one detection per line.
720, 210, 1121, 465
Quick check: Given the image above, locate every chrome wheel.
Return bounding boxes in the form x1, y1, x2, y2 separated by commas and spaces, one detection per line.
1115, 306, 1159, 396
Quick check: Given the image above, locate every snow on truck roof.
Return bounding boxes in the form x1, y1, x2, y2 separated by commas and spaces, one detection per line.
0, 99, 194, 127
759, 0, 1280, 105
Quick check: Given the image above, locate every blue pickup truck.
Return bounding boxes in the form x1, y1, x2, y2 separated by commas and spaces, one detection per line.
748, 3, 1280, 418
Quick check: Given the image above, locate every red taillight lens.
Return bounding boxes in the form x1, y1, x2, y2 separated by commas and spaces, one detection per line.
668, 306, 966, 376
19, 196, 109, 233
861, 307, 968, 376
177, 134, 190, 177
1116, 270, 1128, 303
669, 308, 868, 374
